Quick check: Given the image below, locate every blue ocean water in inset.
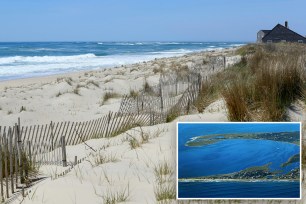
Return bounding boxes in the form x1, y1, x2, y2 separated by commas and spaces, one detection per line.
0, 42, 245, 81
179, 181, 300, 198
178, 123, 300, 198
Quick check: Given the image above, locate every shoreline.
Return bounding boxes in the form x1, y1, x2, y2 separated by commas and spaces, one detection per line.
0, 47, 238, 88
0, 47, 239, 126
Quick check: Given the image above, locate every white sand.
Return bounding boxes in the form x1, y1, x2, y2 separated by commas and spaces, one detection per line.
2, 48, 304, 203
11, 103, 228, 204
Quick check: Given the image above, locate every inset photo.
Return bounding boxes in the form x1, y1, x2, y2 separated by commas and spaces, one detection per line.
177, 122, 301, 199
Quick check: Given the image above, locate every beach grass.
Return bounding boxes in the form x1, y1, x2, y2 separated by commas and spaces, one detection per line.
101, 91, 120, 105
154, 183, 176, 203
129, 89, 139, 98
94, 151, 118, 166
210, 43, 306, 121
102, 187, 129, 204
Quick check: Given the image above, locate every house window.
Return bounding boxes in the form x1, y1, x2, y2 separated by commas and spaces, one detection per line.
281, 40, 286, 43
267, 40, 272, 43
298, 40, 303, 43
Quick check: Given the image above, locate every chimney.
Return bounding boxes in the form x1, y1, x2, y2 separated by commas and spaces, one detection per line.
285, 21, 288, 28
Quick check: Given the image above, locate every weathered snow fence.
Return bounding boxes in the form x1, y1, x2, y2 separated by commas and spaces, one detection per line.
0, 55, 237, 201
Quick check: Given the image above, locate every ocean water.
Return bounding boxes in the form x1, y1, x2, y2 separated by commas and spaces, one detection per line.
178, 123, 301, 198
0, 42, 245, 81
179, 181, 300, 198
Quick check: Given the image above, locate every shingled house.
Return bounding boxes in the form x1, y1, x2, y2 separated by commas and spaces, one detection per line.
257, 21, 306, 43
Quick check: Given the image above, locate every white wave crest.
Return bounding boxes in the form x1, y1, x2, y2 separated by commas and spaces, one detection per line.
0, 53, 96, 65
0, 52, 181, 80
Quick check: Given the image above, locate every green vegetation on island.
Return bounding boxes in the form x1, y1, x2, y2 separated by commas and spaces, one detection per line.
180, 163, 300, 181
186, 131, 299, 147
281, 154, 300, 168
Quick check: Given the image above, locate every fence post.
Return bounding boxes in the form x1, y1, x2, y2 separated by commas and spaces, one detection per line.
160, 83, 163, 112
198, 73, 202, 93
0, 144, 3, 202
4, 134, 9, 199
176, 77, 178, 95
61, 136, 67, 167
74, 156, 77, 165
136, 97, 139, 114
27, 141, 32, 164
187, 75, 190, 92
50, 121, 54, 151
187, 99, 190, 114
9, 128, 14, 194
223, 56, 226, 69
16, 120, 24, 184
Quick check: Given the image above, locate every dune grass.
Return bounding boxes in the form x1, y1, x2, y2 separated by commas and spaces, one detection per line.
194, 79, 218, 113
126, 127, 150, 149
154, 161, 174, 184
101, 92, 120, 106
207, 43, 306, 121
154, 183, 176, 203
129, 89, 139, 98
153, 159, 176, 203
87, 80, 100, 88
1, 151, 40, 186
94, 151, 118, 166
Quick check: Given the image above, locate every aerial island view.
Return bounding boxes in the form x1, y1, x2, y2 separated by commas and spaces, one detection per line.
0, 0, 306, 203
178, 123, 301, 199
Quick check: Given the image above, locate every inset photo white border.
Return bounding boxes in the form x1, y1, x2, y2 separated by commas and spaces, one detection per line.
176, 122, 302, 200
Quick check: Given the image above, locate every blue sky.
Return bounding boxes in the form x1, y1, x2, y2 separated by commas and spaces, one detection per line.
0, 0, 305, 42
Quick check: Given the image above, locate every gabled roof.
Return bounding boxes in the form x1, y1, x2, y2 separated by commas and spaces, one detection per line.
262, 24, 306, 41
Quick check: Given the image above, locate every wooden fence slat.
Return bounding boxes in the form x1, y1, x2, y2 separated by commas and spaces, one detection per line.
108, 113, 120, 138
66, 122, 75, 146
54, 122, 65, 149
113, 113, 124, 136
77, 121, 88, 145
100, 115, 108, 138
91, 118, 100, 138
63, 122, 70, 140
87, 119, 97, 140
83, 120, 92, 142
96, 117, 105, 138
43, 123, 52, 163
9, 128, 14, 194
51, 122, 59, 150
94, 118, 102, 138
72, 122, 81, 145
32, 125, 39, 158
4, 133, 9, 199
0, 143, 3, 201
80, 120, 89, 141
38, 124, 48, 162
25, 126, 31, 145
104, 114, 112, 138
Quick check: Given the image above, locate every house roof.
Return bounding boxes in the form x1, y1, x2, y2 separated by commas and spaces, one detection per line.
262, 24, 306, 41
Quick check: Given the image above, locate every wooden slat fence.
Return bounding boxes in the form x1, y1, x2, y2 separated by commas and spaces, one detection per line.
0, 55, 234, 201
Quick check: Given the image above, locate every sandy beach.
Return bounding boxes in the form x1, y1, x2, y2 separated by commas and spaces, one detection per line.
0, 48, 235, 203
0, 48, 238, 127
0, 47, 305, 204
